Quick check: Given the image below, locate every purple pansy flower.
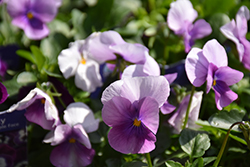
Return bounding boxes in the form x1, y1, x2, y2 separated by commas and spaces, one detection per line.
6, 0, 60, 40
44, 102, 98, 167
122, 56, 177, 115
101, 76, 170, 154
58, 35, 103, 93
220, 6, 250, 70
185, 39, 244, 110
0, 82, 8, 104
7, 88, 60, 130
88, 30, 147, 70
168, 91, 203, 134
167, 0, 212, 53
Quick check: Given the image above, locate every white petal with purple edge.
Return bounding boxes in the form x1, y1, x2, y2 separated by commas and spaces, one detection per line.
58, 44, 81, 79
120, 76, 170, 107
185, 48, 209, 87
64, 102, 99, 133
74, 60, 102, 93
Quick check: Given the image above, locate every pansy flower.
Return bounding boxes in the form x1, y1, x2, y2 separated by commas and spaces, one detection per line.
168, 91, 203, 133
122, 55, 177, 115
6, 0, 60, 40
44, 102, 99, 167
167, 0, 212, 52
185, 39, 244, 110
101, 76, 170, 154
58, 36, 103, 93
88, 30, 147, 71
220, 6, 250, 70
7, 88, 60, 130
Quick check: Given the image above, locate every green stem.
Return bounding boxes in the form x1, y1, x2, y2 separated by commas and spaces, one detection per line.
213, 122, 243, 167
50, 83, 67, 109
182, 85, 195, 130
148, 0, 155, 11
145, 153, 153, 167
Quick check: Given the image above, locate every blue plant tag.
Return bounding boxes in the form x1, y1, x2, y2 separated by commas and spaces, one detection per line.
0, 110, 26, 133
0, 110, 28, 166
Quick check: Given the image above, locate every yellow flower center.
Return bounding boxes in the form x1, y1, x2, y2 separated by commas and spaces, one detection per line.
69, 138, 76, 143
27, 12, 34, 19
81, 58, 86, 64
133, 118, 141, 127
213, 80, 216, 86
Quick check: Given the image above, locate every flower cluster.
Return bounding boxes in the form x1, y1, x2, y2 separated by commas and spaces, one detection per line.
0, 0, 250, 167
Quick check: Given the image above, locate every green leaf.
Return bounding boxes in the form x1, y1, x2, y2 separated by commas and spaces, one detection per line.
16, 71, 37, 85
165, 160, 183, 167
208, 109, 245, 132
30, 45, 46, 71
43, 69, 63, 78
196, 120, 247, 145
16, 50, 36, 64
203, 157, 217, 166
179, 129, 211, 159
2, 78, 23, 97
191, 157, 203, 167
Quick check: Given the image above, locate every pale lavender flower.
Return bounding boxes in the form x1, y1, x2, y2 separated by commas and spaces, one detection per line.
121, 53, 160, 78
167, 0, 212, 52
6, 88, 60, 130
220, 6, 250, 70
168, 91, 203, 134
185, 39, 243, 110
6, 0, 60, 40
58, 34, 103, 93
88, 30, 147, 69
101, 76, 170, 154
122, 56, 177, 115
44, 102, 99, 167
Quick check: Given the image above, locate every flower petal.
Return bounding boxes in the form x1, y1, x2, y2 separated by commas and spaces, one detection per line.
164, 73, 178, 84
64, 102, 99, 133
122, 54, 160, 79
215, 66, 243, 86
167, 0, 197, 34
160, 101, 176, 115
121, 76, 170, 107
185, 48, 209, 87
213, 80, 238, 110
88, 31, 123, 62
206, 63, 218, 94
202, 39, 228, 67
50, 141, 95, 167
51, 124, 71, 145
168, 91, 203, 133
75, 60, 102, 93
236, 6, 250, 38
30, 0, 58, 22
58, 43, 81, 79
189, 19, 212, 40
0, 82, 8, 104
7, 0, 28, 18
109, 43, 147, 64
72, 124, 91, 149
220, 20, 245, 61
138, 97, 159, 134
102, 96, 135, 127
108, 124, 156, 154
